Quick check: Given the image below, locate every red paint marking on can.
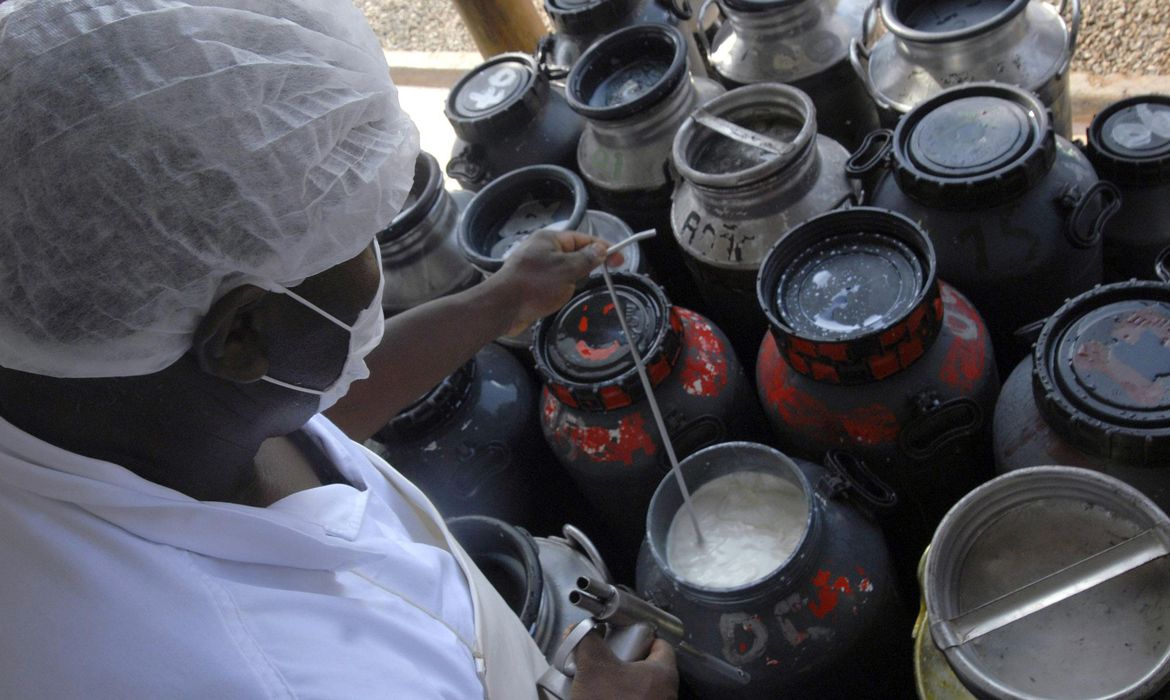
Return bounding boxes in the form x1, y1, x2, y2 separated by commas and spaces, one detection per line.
938, 284, 988, 393
840, 404, 899, 445
758, 335, 834, 431
676, 309, 728, 398
575, 339, 621, 362
603, 303, 615, 315
556, 412, 658, 465
809, 569, 841, 619
578, 315, 589, 333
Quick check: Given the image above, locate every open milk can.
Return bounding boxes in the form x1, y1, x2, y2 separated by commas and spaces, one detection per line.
755, 208, 999, 590
446, 516, 613, 659
635, 442, 906, 698
533, 271, 764, 576
377, 150, 479, 316
851, 0, 1081, 138
705, 0, 880, 149
994, 281, 1170, 516
921, 466, 1170, 699
566, 23, 723, 304
1084, 95, 1170, 282
444, 53, 584, 191
849, 82, 1117, 373
541, 0, 707, 76
670, 82, 856, 363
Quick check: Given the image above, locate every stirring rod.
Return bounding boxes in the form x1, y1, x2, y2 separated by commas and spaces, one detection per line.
598, 240, 705, 545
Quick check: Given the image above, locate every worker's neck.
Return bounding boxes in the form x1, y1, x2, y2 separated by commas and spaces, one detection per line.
0, 361, 302, 504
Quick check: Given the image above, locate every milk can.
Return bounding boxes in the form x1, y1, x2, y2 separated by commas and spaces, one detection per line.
850, 82, 1118, 372
377, 150, 480, 316
566, 24, 724, 304
533, 272, 765, 575
850, 0, 1081, 138
366, 342, 562, 529
445, 53, 585, 191
1085, 95, 1170, 282
446, 516, 613, 659
994, 281, 1170, 516
705, 0, 880, 149
922, 466, 1170, 699
755, 208, 999, 588
670, 83, 856, 362
457, 165, 645, 357
541, 0, 707, 76
635, 442, 907, 698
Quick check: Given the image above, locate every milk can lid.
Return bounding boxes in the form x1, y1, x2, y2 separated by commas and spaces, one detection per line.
924, 466, 1170, 700
445, 53, 545, 143
1033, 281, 1170, 465
377, 150, 444, 246
1086, 95, 1170, 186
893, 83, 1055, 210
757, 208, 942, 384
566, 24, 688, 121
545, 0, 631, 35
533, 272, 682, 410
378, 359, 476, 440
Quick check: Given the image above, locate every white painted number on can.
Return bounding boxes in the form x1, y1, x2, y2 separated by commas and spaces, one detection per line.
466, 67, 520, 111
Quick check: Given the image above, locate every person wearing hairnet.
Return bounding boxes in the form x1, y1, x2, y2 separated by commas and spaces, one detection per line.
0, 1, 677, 698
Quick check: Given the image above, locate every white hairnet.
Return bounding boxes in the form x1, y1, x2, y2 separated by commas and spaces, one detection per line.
0, 0, 419, 378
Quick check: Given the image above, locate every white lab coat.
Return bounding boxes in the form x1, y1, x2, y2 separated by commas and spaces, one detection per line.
0, 413, 547, 699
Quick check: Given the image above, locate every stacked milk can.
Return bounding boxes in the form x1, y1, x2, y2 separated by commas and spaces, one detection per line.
364, 0, 1170, 696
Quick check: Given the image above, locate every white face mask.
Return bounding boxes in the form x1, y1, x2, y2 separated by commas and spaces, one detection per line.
260, 248, 386, 413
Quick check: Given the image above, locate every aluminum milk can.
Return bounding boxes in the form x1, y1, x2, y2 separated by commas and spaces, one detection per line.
1085, 95, 1170, 282
377, 150, 480, 316
446, 516, 613, 659
922, 466, 1170, 699
533, 272, 764, 576
670, 82, 856, 363
366, 343, 559, 529
994, 281, 1170, 516
706, 0, 881, 149
542, 0, 707, 76
851, 82, 1118, 373
851, 0, 1081, 138
635, 442, 907, 698
445, 53, 585, 192
755, 208, 999, 588
567, 24, 724, 305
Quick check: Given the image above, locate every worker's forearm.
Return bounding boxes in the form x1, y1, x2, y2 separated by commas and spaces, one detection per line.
325, 275, 519, 442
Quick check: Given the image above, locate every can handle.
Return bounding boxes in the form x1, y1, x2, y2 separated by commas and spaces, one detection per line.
861, 0, 881, 45
898, 396, 984, 461
697, 0, 723, 43
535, 35, 570, 81
820, 449, 899, 512
561, 524, 614, 585
849, 38, 895, 111
1013, 317, 1049, 349
845, 128, 893, 180
445, 144, 492, 190
1055, 0, 1082, 76
1155, 247, 1170, 283
1063, 180, 1121, 249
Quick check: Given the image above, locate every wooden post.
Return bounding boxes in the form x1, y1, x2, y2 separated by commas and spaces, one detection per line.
451, 0, 548, 58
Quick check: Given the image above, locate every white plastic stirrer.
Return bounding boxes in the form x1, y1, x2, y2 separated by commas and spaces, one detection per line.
599, 230, 705, 545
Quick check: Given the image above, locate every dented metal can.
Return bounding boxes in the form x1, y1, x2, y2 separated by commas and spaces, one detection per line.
533, 272, 764, 574
635, 442, 905, 698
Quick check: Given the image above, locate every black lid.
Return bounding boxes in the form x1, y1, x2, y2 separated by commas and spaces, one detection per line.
1032, 281, 1170, 466
445, 53, 547, 144
545, 0, 633, 34
758, 208, 943, 384
457, 165, 588, 274
1086, 95, 1170, 187
377, 359, 476, 440
882, 0, 1027, 44
892, 82, 1056, 210
377, 150, 444, 247
533, 272, 683, 410
565, 24, 688, 121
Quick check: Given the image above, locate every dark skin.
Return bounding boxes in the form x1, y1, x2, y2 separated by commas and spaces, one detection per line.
0, 228, 676, 697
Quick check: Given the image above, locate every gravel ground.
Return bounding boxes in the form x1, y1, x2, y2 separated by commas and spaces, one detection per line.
356, 0, 1169, 76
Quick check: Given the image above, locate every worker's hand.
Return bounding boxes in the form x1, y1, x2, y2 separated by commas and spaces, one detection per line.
487, 229, 624, 337
570, 631, 678, 700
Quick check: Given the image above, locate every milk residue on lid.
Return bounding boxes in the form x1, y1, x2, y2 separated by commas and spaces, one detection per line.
667, 471, 808, 588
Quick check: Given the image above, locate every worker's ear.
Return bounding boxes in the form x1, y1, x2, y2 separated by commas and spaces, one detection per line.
192, 285, 270, 383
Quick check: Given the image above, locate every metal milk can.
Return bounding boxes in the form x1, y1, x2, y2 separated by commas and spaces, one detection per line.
1084, 95, 1170, 282
706, 0, 881, 148
851, 0, 1081, 138
670, 82, 856, 362
635, 442, 907, 698
567, 24, 724, 305
377, 150, 480, 316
